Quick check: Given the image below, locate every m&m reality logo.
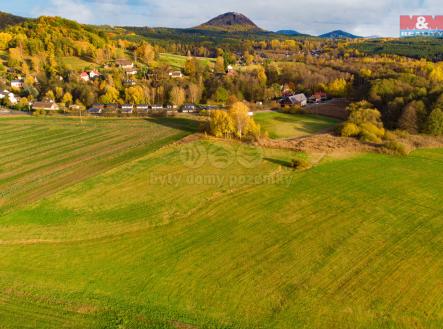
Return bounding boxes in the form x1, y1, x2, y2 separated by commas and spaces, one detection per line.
400, 15, 443, 37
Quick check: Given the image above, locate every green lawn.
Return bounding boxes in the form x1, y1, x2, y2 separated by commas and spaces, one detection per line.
60, 56, 97, 70
0, 117, 442, 328
254, 111, 340, 139
159, 53, 215, 70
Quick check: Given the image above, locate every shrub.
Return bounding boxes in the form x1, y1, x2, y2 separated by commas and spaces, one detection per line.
32, 109, 46, 116
341, 122, 360, 137
290, 158, 311, 170
360, 130, 382, 144
383, 130, 396, 141
282, 105, 302, 114
384, 140, 408, 156
394, 129, 410, 138
360, 122, 385, 138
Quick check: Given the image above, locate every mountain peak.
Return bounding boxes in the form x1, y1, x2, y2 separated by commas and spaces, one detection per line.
195, 12, 262, 32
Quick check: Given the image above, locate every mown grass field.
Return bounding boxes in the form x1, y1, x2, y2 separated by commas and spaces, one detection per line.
60, 57, 97, 70
0, 116, 442, 328
254, 111, 339, 139
159, 53, 215, 70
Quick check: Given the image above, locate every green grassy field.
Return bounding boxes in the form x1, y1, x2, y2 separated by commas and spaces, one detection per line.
254, 111, 339, 139
60, 56, 97, 70
159, 53, 215, 70
0, 116, 442, 328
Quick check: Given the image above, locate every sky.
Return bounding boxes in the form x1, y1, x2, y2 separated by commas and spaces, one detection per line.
1, 0, 441, 37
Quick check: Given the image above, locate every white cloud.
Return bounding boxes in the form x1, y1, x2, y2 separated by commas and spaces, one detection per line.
32, 0, 95, 23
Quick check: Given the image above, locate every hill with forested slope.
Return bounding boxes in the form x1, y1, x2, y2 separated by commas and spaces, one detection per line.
276, 30, 305, 36
1, 16, 116, 72
0, 11, 28, 29
319, 30, 362, 39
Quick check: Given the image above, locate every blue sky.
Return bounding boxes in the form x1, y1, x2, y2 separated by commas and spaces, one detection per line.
2, 0, 440, 36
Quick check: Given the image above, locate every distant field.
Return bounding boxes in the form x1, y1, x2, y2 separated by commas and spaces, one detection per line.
254, 111, 339, 139
159, 53, 215, 69
60, 56, 97, 70
0, 116, 442, 328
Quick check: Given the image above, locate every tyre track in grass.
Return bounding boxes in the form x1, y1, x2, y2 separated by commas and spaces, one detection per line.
0, 128, 120, 177
0, 131, 126, 186
0, 129, 102, 170
1, 131, 189, 213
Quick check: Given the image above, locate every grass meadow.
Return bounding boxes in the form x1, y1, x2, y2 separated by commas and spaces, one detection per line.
60, 57, 98, 71
159, 53, 215, 70
254, 111, 339, 139
0, 116, 442, 328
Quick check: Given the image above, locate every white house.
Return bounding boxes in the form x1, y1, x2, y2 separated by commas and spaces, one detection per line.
89, 70, 101, 79
0, 90, 18, 105
32, 101, 59, 111
10, 79, 24, 89
288, 93, 307, 107
169, 71, 183, 78
120, 104, 134, 114
125, 68, 138, 76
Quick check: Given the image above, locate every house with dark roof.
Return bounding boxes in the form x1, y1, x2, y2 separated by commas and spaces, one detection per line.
280, 93, 307, 107
180, 104, 198, 113
87, 107, 103, 114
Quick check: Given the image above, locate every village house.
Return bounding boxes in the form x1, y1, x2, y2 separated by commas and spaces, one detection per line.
89, 70, 100, 79
69, 104, 83, 112
308, 92, 327, 103
10, 79, 24, 89
125, 67, 138, 76
123, 79, 136, 86
280, 93, 308, 107
116, 59, 134, 70
32, 101, 59, 111
80, 72, 90, 82
180, 104, 197, 113
169, 71, 183, 79
0, 90, 18, 105
120, 104, 134, 114
136, 104, 149, 113
104, 104, 118, 113
150, 104, 165, 111
92, 103, 105, 109
87, 107, 103, 114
